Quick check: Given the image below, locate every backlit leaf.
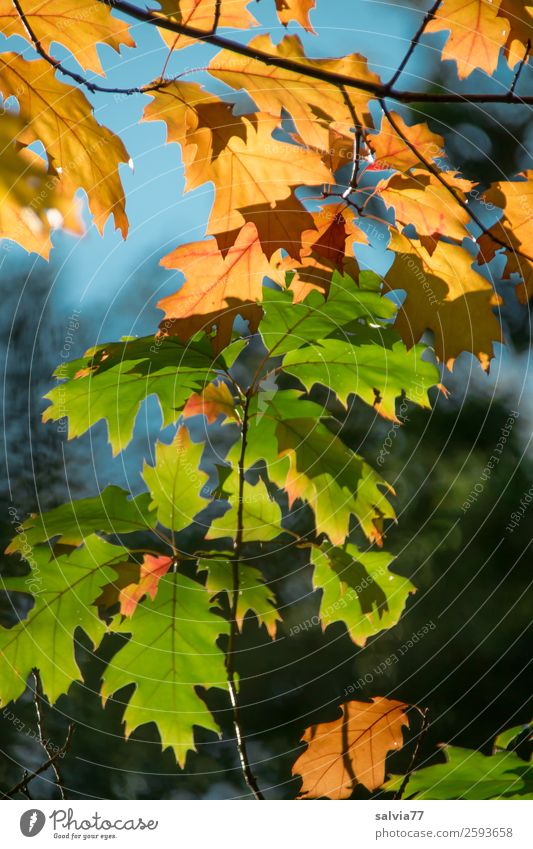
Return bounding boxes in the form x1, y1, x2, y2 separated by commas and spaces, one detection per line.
293, 697, 410, 797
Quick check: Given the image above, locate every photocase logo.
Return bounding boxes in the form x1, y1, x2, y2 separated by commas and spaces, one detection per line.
20, 809, 46, 837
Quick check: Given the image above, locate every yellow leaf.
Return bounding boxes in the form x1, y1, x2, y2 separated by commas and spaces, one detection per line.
0, 54, 129, 237
478, 173, 533, 303
498, 0, 533, 68
157, 222, 271, 351
209, 34, 381, 151
0, 0, 134, 74
156, 0, 257, 49
385, 231, 502, 371
427, 0, 509, 79
275, 0, 316, 32
293, 698, 410, 798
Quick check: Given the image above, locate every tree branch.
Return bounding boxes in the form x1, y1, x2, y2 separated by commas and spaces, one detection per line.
225, 392, 265, 800
385, 0, 443, 91
3, 723, 75, 799
509, 39, 531, 95
97, 0, 533, 105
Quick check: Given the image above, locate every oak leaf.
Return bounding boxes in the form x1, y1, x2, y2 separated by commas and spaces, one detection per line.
156, 0, 257, 50
200, 558, 279, 637
293, 698, 410, 798
368, 112, 444, 172
498, 0, 533, 68
158, 223, 271, 351
209, 34, 381, 151
275, 0, 316, 32
183, 380, 239, 424
426, 0, 509, 78
0, 0, 134, 74
0, 54, 129, 236
385, 231, 502, 371
119, 554, 173, 616
376, 170, 471, 244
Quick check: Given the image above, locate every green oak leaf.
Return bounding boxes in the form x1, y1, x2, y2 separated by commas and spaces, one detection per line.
0, 536, 125, 704
385, 746, 533, 800
311, 543, 415, 645
200, 557, 279, 637
282, 334, 438, 419
495, 722, 532, 752
102, 572, 229, 766
42, 334, 229, 455
273, 417, 395, 545
142, 425, 210, 532
206, 473, 282, 543
6, 486, 155, 554
257, 271, 397, 357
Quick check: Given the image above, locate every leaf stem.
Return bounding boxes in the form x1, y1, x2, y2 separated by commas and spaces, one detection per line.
394, 707, 430, 800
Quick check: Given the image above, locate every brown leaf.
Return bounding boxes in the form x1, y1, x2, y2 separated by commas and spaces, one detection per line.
293, 698, 410, 798
0, 54, 129, 237
0, 0, 134, 74
157, 222, 271, 351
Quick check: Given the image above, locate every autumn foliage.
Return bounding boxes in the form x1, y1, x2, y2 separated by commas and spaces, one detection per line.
0, 0, 532, 800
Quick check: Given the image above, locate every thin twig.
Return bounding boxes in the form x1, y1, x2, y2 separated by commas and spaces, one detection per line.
32, 670, 65, 799
386, 0, 443, 91
225, 393, 265, 800
394, 708, 430, 800
340, 86, 363, 197
378, 99, 533, 265
509, 39, 531, 95
3, 724, 75, 799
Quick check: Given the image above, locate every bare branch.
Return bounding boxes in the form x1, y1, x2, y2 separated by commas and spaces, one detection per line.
386, 0, 443, 91
97, 0, 533, 105
394, 708, 430, 800
3, 723, 75, 799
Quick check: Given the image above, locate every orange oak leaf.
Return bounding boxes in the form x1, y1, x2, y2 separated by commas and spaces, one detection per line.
368, 112, 444, 172
293, 698, 410, 798
376, 170, 471, 245
209, 34, 381, 151
0, 0, 134, 74
144, 88, 331, 254
385, 231, 502, 371
426, 0, 509, 78
157, 222, 271, 351
275, 0, 316, 32
476, 173, 533, 303
156, 0, 257, 49
183, 381, 239, 424
498, 0, 533, 68
119, 554, 173, 617
0, 54, 129, 237
276, 203, 365, 301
